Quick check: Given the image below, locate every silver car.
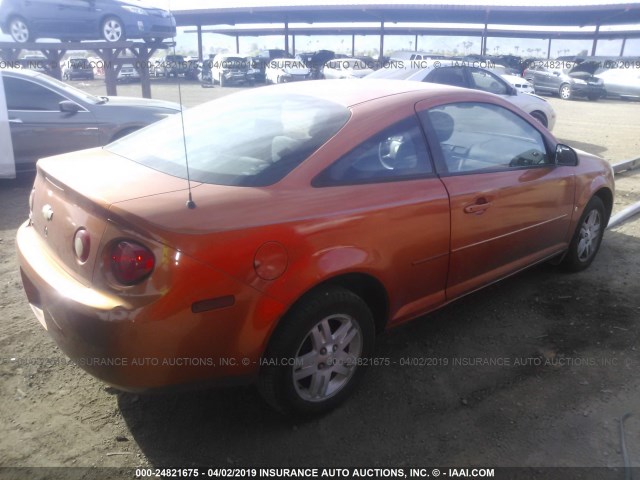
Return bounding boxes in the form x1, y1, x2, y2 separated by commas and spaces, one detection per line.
596, 68, 640, 100
367, 60, 556, 130
2, 69, 180, 172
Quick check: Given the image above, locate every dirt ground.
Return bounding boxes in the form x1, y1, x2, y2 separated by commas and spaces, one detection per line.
1, 78, 640, 478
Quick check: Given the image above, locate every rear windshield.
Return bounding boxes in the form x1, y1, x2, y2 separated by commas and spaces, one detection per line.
106, 91, 350, 186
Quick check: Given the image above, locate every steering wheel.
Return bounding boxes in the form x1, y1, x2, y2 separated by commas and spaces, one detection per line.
378, 137, 401, 170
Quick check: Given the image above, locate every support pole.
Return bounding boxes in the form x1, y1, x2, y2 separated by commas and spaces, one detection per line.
379, 21, 384, 62
236, 34, 240, 54
197, 25, 203, 61
591, 24, 600, 56
547, 38, 552, 59
352, 34, 355, 57
284, 20, 289, 54
620, 37, 627, 56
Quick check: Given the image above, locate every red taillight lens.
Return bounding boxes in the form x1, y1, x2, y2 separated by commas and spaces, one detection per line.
110, 241, 155, 285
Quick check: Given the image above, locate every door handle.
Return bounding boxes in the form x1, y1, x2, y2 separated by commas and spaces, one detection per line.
9, 118, 23, 124
464, 198, 492, 214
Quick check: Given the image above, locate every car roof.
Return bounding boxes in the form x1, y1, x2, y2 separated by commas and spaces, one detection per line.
257, 78, 483, 108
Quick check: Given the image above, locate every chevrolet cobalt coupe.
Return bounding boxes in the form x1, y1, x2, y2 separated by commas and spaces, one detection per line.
0, 0, 175, 43
17, 80, 614, 415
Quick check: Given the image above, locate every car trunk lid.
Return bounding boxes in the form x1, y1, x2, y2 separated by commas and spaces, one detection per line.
29, 148, 199, 286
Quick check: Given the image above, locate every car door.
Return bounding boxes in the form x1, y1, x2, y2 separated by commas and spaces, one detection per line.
417, 100, 575, 300
3, 74, 100, 170
55, 0, 97, 36
23, 0, 61, 36
313, 115, 451, 324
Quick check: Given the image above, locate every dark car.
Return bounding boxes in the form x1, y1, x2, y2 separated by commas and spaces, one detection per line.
152, 54, 188, 78
0, 0, 176, 43
62, 58, 94, 81
524, 61, 605, 100
1, 68, 180, 172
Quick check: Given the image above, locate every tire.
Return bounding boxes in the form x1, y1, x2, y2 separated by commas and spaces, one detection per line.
559, 83, 572, 100
258, 287, 375, 416
9, 16, 31, 43
561, 196, 605, 272
102, 16, 124, 42
530, 111, 548, 128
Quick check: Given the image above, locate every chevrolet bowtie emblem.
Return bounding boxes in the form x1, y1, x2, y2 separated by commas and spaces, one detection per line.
42, 205, 54, 222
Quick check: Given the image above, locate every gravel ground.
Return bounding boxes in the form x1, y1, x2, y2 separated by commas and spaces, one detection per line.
0, 77, 639, 478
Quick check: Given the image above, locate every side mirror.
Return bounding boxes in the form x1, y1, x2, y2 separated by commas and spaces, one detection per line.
59, 100, 81, 113
555, 144, 578, 166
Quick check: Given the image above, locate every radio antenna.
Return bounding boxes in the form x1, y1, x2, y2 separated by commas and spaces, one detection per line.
169, 1, 195, 209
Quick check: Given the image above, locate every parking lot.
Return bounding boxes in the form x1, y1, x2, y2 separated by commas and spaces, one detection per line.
1, 77, 640, 474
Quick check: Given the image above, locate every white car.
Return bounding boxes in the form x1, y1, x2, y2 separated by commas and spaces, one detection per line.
117, 64, 140, 83
502, 74, 535, 94
265, 58, 310, 84
367, 60, 556, 130
322, 58, 374, 79
488, 65, 535, 95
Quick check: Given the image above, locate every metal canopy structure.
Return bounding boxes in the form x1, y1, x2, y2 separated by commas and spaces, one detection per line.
173, 3, 640, 60
173, 3, 640, 28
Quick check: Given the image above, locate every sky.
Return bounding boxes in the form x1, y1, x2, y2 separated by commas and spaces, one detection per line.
0, 1, 638, 57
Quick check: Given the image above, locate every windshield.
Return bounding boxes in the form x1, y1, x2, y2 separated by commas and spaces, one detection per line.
106, 91, 350, 186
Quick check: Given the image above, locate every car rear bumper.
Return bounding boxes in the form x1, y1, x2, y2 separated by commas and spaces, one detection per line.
17, 220, 285, 392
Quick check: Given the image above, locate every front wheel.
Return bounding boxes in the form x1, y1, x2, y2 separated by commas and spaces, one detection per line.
562, 196, 606, 272
559, 83, 572, 100
530, 111, 548, 128
258, 287, 375, 416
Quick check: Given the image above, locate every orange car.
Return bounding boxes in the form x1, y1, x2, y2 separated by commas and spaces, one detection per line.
17, 80, 614, 415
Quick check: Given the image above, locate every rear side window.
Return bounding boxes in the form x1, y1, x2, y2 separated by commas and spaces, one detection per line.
468, 68, 509, 95
106, 92, 350, 187
313, 116, 433, 186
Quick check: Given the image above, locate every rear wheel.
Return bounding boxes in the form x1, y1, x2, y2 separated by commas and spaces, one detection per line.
258, 287, 375, 416
9, 16, 31, 43
562, 196, 605, 272
559, 83, 572, 100
102, 16, 124, 42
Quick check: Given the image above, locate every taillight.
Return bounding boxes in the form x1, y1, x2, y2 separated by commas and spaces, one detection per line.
73, 228, 91, 263
110, 241, 155, 285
